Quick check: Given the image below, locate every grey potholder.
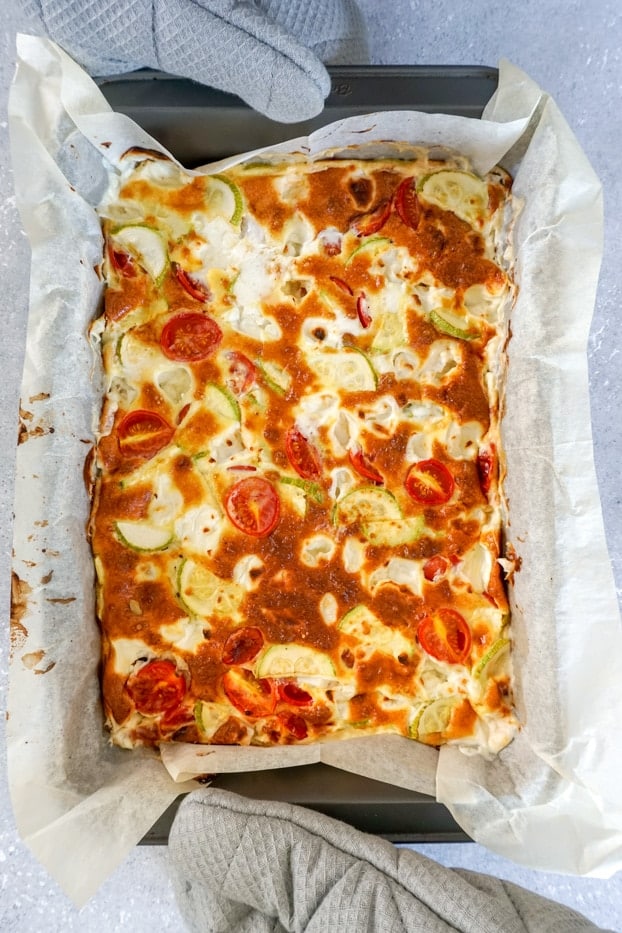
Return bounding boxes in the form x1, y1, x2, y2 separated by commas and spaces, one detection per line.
16, 0, 368, 122
169, 789, 611, 933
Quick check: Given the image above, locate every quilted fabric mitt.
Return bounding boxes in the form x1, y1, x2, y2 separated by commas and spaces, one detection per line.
16, 0, 368, 122
168, 788, 611, 933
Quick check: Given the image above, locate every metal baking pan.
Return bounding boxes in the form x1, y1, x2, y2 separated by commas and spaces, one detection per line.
98, 65, 494, 843
97, 64, 498, 166
141, 766, 466, 844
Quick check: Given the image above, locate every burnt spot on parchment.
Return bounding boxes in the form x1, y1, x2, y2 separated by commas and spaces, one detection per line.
12, 571, 59, 672
17, 404, 55, 445
10, 572, 31, 655
21, 649, 56, 675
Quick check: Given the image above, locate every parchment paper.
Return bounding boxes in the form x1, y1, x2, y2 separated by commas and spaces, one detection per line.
7, 34, 622, 904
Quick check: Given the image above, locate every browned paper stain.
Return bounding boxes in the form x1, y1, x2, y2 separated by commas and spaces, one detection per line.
10, 572, 31, 655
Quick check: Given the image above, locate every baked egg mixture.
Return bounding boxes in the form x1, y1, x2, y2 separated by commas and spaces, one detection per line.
89, 147, 518, 754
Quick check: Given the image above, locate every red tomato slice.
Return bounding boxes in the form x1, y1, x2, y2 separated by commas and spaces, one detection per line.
417, 609, 472, 665
285, 427, 321, 480
278, 712, 308, 740
222, 627, 264, 666
117, 409, 174, 459
349, 445, 383, 485
161, 704, 194, 731
395, 177, 421, 229
278, 682, 313, 706
222, 669, 277, 718
224, 476, 280, 538
356, 293, 372, 328
476, 444, 497, 497
423, 555, 449, 582
173, 263, 211, 302
109, 246, 137, 277
126, 660, 186, 715
176, 403, 191, 426
351, 198, 392, 236
405, 459, 454, 505
224, 350, 256, 395
329, 276, 354, 296
160, 312, 222, 362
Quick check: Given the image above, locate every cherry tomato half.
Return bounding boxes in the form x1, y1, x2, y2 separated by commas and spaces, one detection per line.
476, 444, 497, 497
176, 403, 191, 425
108, 245, 137, 277
405, 459, 454, 505
126, 659, 186, 715
222, 669, 277, 718
160, 704, 194, 731
277, 711, 308, 740
395, 177, 421, 230
329, 276, 353, 296
160, 312, 222, 362
222, 627, 264, 666
356, 293, 372, 329
417, 609, 472, 665
285, 427, 321, 480
278, 682, 313, 706
117, 409, 174, 459
224, 350, 256, 395
423, 555, 449, 582
348, 446, 383, 485
350, 198, 392, 237
224, 476, 280, 538
173, 262, 211, 302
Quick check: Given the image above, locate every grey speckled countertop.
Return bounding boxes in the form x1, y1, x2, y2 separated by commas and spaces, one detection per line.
1, 2, 622, 930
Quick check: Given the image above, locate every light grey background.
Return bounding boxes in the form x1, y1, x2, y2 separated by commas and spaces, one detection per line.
1, 1, 621, 930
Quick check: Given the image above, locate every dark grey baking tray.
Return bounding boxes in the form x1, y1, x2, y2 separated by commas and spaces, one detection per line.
98, 65, 490, 843
141, 765, 466, 844
97, 64, 498, 165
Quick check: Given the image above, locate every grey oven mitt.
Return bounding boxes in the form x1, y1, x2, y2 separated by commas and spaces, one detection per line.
169, 788, 611, 933
16, 0, 368, 122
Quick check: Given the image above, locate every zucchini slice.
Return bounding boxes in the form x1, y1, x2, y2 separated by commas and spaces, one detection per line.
206, 174, 244, 225
115, 520, 173, 552
111, 224, 168, 281
309, 347, 378, 393
332, 485, 402, 526
339, 604, 413, 658
418, 170, 489, 228
177, 558, 242, 617
255, 643, 336, 679
361, 516, 425, 547
429, 309, 477, 341
203, 382, 241, 422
